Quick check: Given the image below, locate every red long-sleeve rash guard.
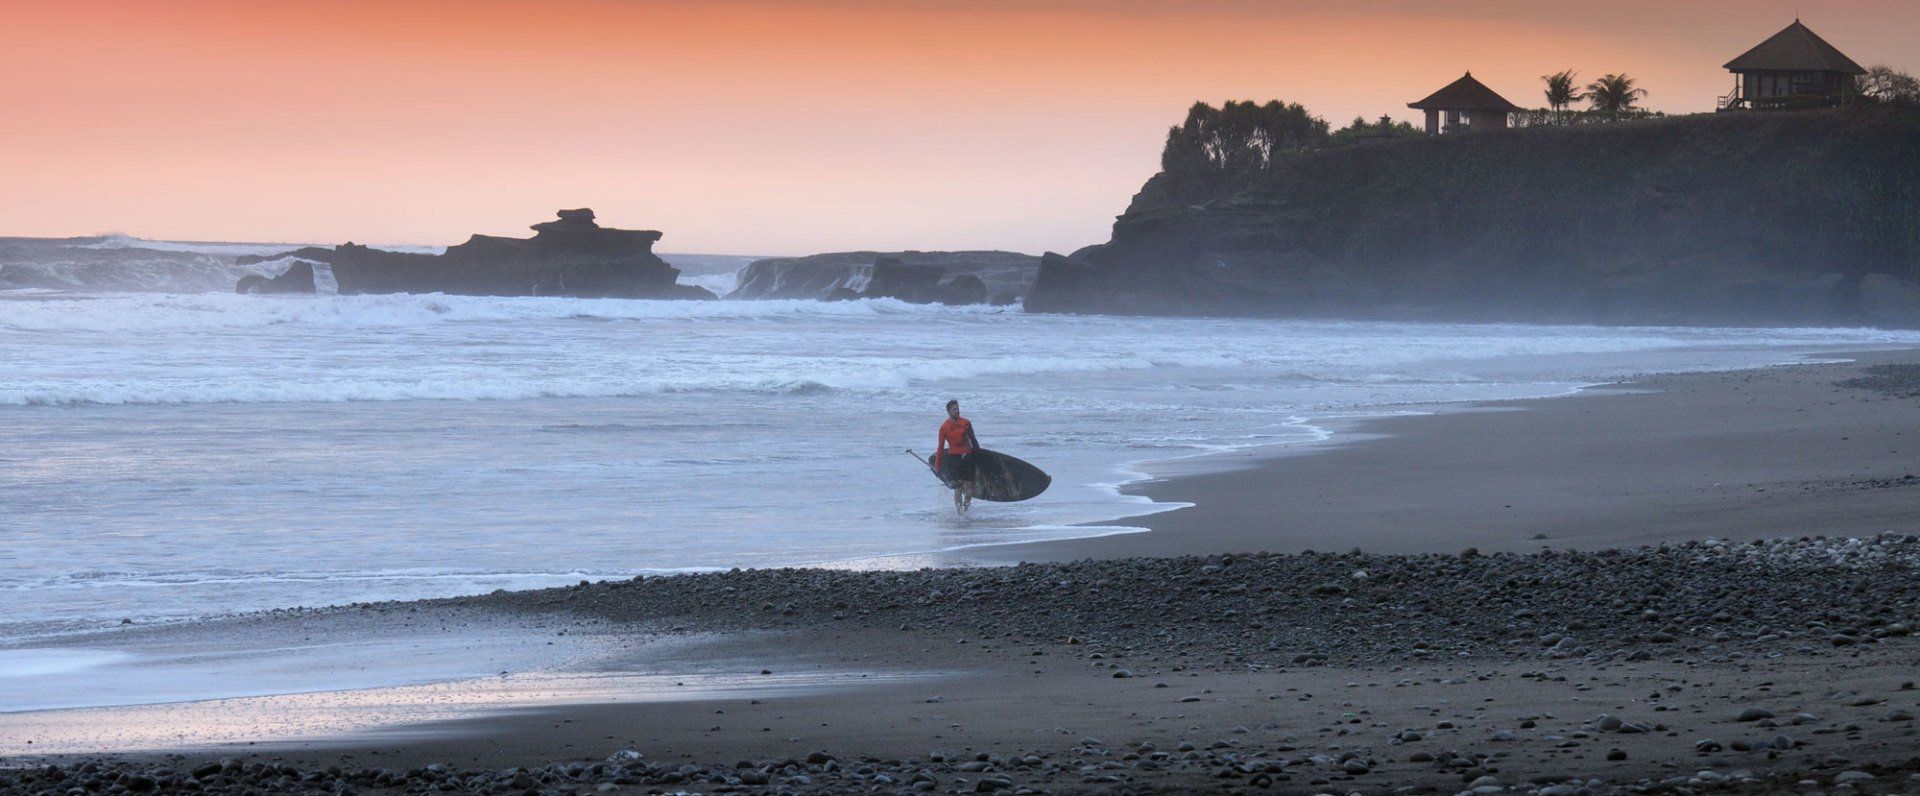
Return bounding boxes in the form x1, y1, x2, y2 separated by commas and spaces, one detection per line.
937, 417, 975, 457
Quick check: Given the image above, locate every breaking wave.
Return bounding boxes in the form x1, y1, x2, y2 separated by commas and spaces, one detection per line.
0, 236, 442, 294
0, 292, 1007, 333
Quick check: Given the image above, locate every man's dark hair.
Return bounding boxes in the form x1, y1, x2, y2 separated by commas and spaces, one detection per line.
946, 399, 959, 410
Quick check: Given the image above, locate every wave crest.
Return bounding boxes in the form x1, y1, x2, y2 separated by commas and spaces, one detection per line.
0, 292, 1010, 333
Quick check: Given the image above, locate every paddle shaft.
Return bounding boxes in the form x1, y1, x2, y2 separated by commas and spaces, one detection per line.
906, 448, 942, 478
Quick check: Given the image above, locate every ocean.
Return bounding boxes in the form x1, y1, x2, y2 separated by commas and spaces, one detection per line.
4, 238, 1919, 646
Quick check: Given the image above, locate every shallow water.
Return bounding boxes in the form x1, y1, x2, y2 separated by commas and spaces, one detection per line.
4, 282, 1919, 646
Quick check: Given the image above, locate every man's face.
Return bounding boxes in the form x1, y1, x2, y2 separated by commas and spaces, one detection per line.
946, 405, 959, 419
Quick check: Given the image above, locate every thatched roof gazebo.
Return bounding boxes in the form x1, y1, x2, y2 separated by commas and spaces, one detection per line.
1408, 72, 1523, 135
1719, 20, 1866, 110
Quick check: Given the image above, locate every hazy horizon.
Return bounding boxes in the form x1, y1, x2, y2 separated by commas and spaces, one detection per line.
3, 0, 1915, 255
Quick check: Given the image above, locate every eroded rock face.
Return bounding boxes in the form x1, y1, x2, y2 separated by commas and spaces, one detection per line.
1026, 106, 1920, 327
235, 261, 317, 294
727, 250, 1038, 304
237, 210, 714, 299
1025, 253, 1103, 314
935, 274, 988, 306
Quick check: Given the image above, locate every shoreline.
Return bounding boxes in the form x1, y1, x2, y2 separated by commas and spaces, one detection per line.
13, 535, 1920, 792
840, 346, 1918, 571
6, 349, 1920, 794
950, 347, 1920, 566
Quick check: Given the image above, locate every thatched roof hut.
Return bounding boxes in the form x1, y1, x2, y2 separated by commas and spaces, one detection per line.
1720, 20, 1865, 110
1408, 72, 1522, 134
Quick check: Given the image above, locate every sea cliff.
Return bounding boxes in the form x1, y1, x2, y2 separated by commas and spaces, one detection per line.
1029, 105, 1920, 327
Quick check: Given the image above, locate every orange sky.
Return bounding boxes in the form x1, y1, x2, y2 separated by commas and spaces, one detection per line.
1, 0, 1913, 255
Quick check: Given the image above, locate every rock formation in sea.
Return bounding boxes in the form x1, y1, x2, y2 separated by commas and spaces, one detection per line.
236, 209, 715, 299
1026, 105, 1920, 327
727, 250, 1038, 304
234, 260, 316, 294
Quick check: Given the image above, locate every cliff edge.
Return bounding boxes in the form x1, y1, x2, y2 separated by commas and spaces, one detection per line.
1028, 105, 1920, 327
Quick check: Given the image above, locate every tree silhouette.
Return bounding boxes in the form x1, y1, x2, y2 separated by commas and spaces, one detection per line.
1330, 114, 1421, 146
1584, 74, 1648, 112
1859, 65, 1920, 105
1542, 70, 1582, 112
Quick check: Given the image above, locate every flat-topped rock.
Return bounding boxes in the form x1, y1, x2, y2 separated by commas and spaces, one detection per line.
237, 209, 713, 299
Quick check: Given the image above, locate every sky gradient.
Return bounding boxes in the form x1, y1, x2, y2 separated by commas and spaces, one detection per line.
2, 0, 1914, 255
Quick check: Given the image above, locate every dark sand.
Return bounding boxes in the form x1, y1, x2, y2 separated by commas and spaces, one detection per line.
9, 351, 1920, 794
964, 350, 1920, 565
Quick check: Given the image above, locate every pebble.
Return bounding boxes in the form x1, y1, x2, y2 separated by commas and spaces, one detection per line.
7, 533, 1919, 794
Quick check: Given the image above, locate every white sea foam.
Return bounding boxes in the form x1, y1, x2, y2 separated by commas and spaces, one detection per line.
75, 234, 445, 257
75, 234, 316, 257
0, 292, 1002, 333
0, 649, 132, 679
0, 357, 1185, 406
682, 271, 740, 295
5, 293, 1920, 646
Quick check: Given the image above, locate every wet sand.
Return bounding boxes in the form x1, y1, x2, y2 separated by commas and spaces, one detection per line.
7, 350, 1920, 794
964, 349, 1920, 565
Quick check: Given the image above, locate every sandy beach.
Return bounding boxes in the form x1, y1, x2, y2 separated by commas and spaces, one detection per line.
970, 349, 1920, 564
6, 351, 1920, 794
11, 4, 1920, 794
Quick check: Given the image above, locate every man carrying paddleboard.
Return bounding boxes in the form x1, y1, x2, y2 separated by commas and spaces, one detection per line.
936, 399, 981, 516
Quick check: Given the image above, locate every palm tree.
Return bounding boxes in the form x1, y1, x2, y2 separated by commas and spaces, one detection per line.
1584, 73, 1647, 113
1542, 70, 1582, 112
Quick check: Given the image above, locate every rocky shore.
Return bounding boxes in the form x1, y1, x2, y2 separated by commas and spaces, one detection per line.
11, 740, 1920, 795
462, 535, 1920, 670
9, 535, 1917, 795
1841, 363, 1920, 398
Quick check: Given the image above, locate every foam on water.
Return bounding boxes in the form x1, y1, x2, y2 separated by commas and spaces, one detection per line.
0, 291, 999, 333
4, 290, 1920, 644
0, 648, 131, 678
0, 236, 444, 294
681, 270, 740, 296
76, 234, 446, 257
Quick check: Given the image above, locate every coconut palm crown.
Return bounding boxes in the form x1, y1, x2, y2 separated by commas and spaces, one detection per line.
1584, 73, 1648, 112
1542, 70, 1582, 112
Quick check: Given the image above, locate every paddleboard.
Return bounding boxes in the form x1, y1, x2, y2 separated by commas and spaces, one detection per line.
927, 449, 1051, 502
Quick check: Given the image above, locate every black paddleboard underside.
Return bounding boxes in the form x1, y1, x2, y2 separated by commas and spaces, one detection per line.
928, 449, 1051, 502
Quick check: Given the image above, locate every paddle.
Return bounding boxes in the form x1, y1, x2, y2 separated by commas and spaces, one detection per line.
906, 448, 949, 486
